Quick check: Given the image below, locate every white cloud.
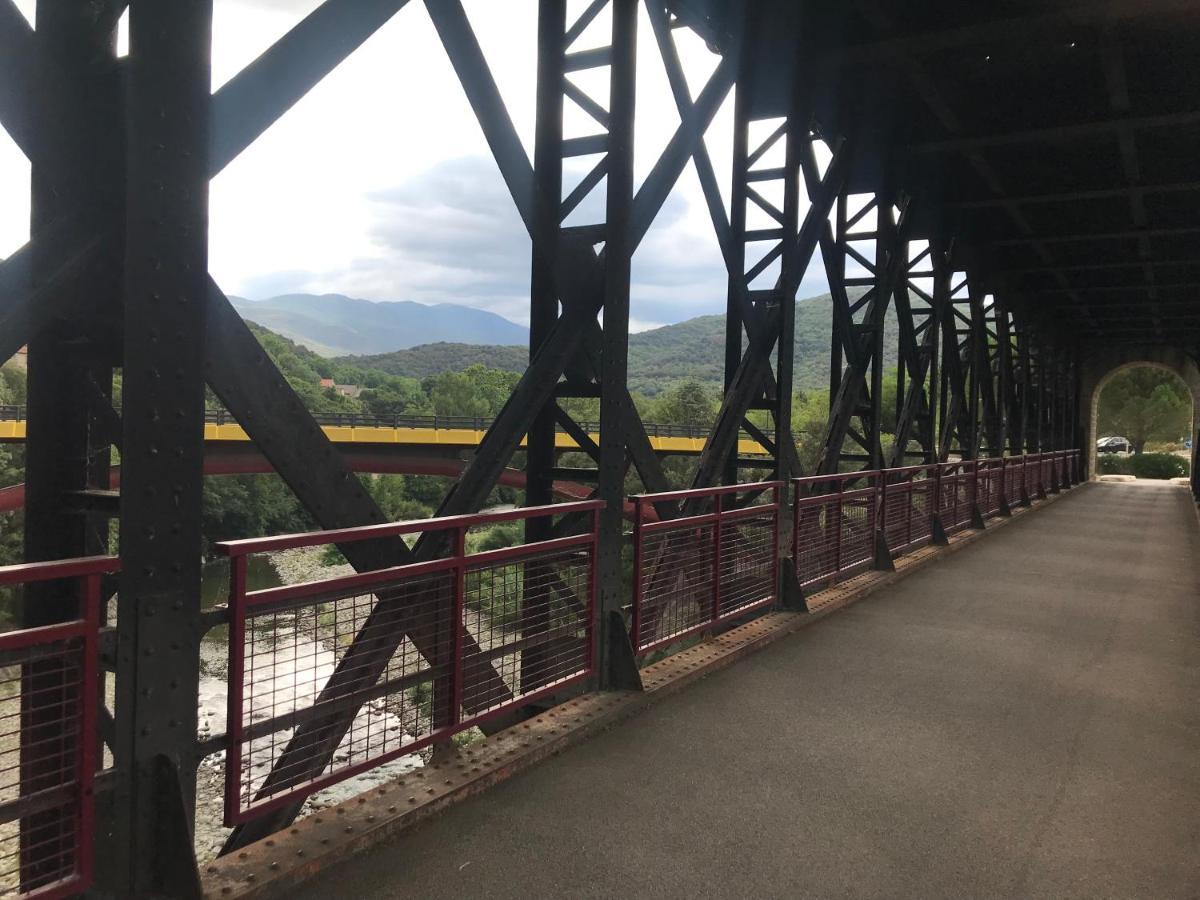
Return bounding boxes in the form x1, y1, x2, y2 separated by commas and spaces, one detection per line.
1, 0, 835, 329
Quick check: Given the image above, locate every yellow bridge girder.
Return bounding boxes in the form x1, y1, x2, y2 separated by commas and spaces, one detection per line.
0, 419, 769, 458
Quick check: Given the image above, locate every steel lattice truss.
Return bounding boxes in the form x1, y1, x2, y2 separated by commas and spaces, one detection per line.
1, 0, 1197, 892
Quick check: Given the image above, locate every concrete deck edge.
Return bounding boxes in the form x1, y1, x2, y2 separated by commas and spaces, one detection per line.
201, 482, 1088, 899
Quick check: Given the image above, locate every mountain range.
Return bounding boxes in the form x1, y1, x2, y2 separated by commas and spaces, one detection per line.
230, 293, 529, 357
330, 290, 897, 395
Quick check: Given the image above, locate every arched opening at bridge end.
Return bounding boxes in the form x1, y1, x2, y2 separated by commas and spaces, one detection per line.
1081, 348, 1200, 496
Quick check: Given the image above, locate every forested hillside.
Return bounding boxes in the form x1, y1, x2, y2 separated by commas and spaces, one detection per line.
339, 290, 897, 395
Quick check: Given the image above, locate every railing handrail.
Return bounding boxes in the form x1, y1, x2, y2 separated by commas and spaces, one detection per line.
215, 499, 604, 557
630, 479, 782, 503
881, 463, 940, 482
792, 469, 881, 488
0, 554, 120, 586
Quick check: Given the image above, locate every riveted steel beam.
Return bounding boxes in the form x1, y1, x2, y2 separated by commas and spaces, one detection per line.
110, 2, 212, 893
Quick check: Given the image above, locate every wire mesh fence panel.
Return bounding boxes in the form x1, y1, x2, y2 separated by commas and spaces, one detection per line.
219, 501, 601, 826
978, 462, 1004, 517
717, 510, 777, 618
631, 483, 780, 655
839, 491, 876, 572
1026, 455, 1042, 496
793, 500, 840, 589
633, 522, 716, 652
937, 464, 976, 533
882, 468, 937, 557
230, 569, 455, 822
1004, 459, 1025, 507
0, 560, 106, 900
460, 545, 592, 715
792, 474, 878, 590
0, 638, 86, 900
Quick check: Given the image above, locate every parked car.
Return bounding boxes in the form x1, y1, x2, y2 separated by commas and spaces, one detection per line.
1097, 436, 1132, 455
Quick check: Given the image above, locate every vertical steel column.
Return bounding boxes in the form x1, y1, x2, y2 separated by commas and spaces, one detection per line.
816, 186, 912, 474
888, 232, 941, 466
937, 255, 974, 460
966, 277, 997, 458
724, 86, 750, 487
828, 191, 847, 403
527, 0, 564, 519
523, 0, 566, 694
23, 8, 120, 604
1029, 335, 1045, 452
995, 299, 1016, 455
111, 2, 212, 893
773, 118, 803, 481
596, 0, 637, 688
933, 238, 954, 460
1016, 316, 1033, 453
868, 192, 895, 470
719, 68, 804, 482
22, 5, 120, 889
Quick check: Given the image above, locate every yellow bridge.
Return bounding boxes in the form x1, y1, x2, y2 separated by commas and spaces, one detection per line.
0, 408, 768, 457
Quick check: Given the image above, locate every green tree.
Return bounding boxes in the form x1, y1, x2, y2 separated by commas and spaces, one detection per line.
651, 380, 715, 429
359, 378, 427, 417
1098, 368, 1191, 454
426, 371, 490, 417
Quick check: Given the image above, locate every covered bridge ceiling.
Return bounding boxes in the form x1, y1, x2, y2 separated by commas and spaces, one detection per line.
670, 0, 1200, 351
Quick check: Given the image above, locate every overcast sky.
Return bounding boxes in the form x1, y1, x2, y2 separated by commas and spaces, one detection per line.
1, 0, 832, 332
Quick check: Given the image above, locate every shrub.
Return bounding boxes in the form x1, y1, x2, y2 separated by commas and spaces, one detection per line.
1128, 452, 1189, 480
1098, 455, 1131, 475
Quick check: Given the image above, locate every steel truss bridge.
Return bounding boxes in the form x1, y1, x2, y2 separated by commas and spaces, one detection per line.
0, 0, 1198, 897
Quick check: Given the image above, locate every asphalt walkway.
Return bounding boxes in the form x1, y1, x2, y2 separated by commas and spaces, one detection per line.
298, 481, 1200, 899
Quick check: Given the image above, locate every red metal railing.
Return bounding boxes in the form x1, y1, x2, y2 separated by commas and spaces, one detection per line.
1024, 452, 1042, 497
1058, 450, 1076, 487
936, 460, 977, 533
1041, 452, 1055, 494
793, 471, 879, 590
880, 465, 938, 556
976, 458, 1006, 518
218, 500, 601, 825
630, 482, 780, 655
0, 557, 110, 900
1003, 455, 1026, 508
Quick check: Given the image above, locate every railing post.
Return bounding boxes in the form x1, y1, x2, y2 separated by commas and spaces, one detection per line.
223, 553, 247, 828
970, 460, 987, 530
781, 480, 806, 611
998, 457, 1012, 517
630, 499, 644, 653
770, 484, 781, 604
78, 571, 102, 887
873, 472, 894, 571
931, 464, 949, 545
904, 472, 915, 547
587, 506, 601, 675
833, 477, 844, 574
451, 525, 466, 728
711, 493, 723, 625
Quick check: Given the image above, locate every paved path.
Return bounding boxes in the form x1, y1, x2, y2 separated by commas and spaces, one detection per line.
298, 482, 1200, 899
